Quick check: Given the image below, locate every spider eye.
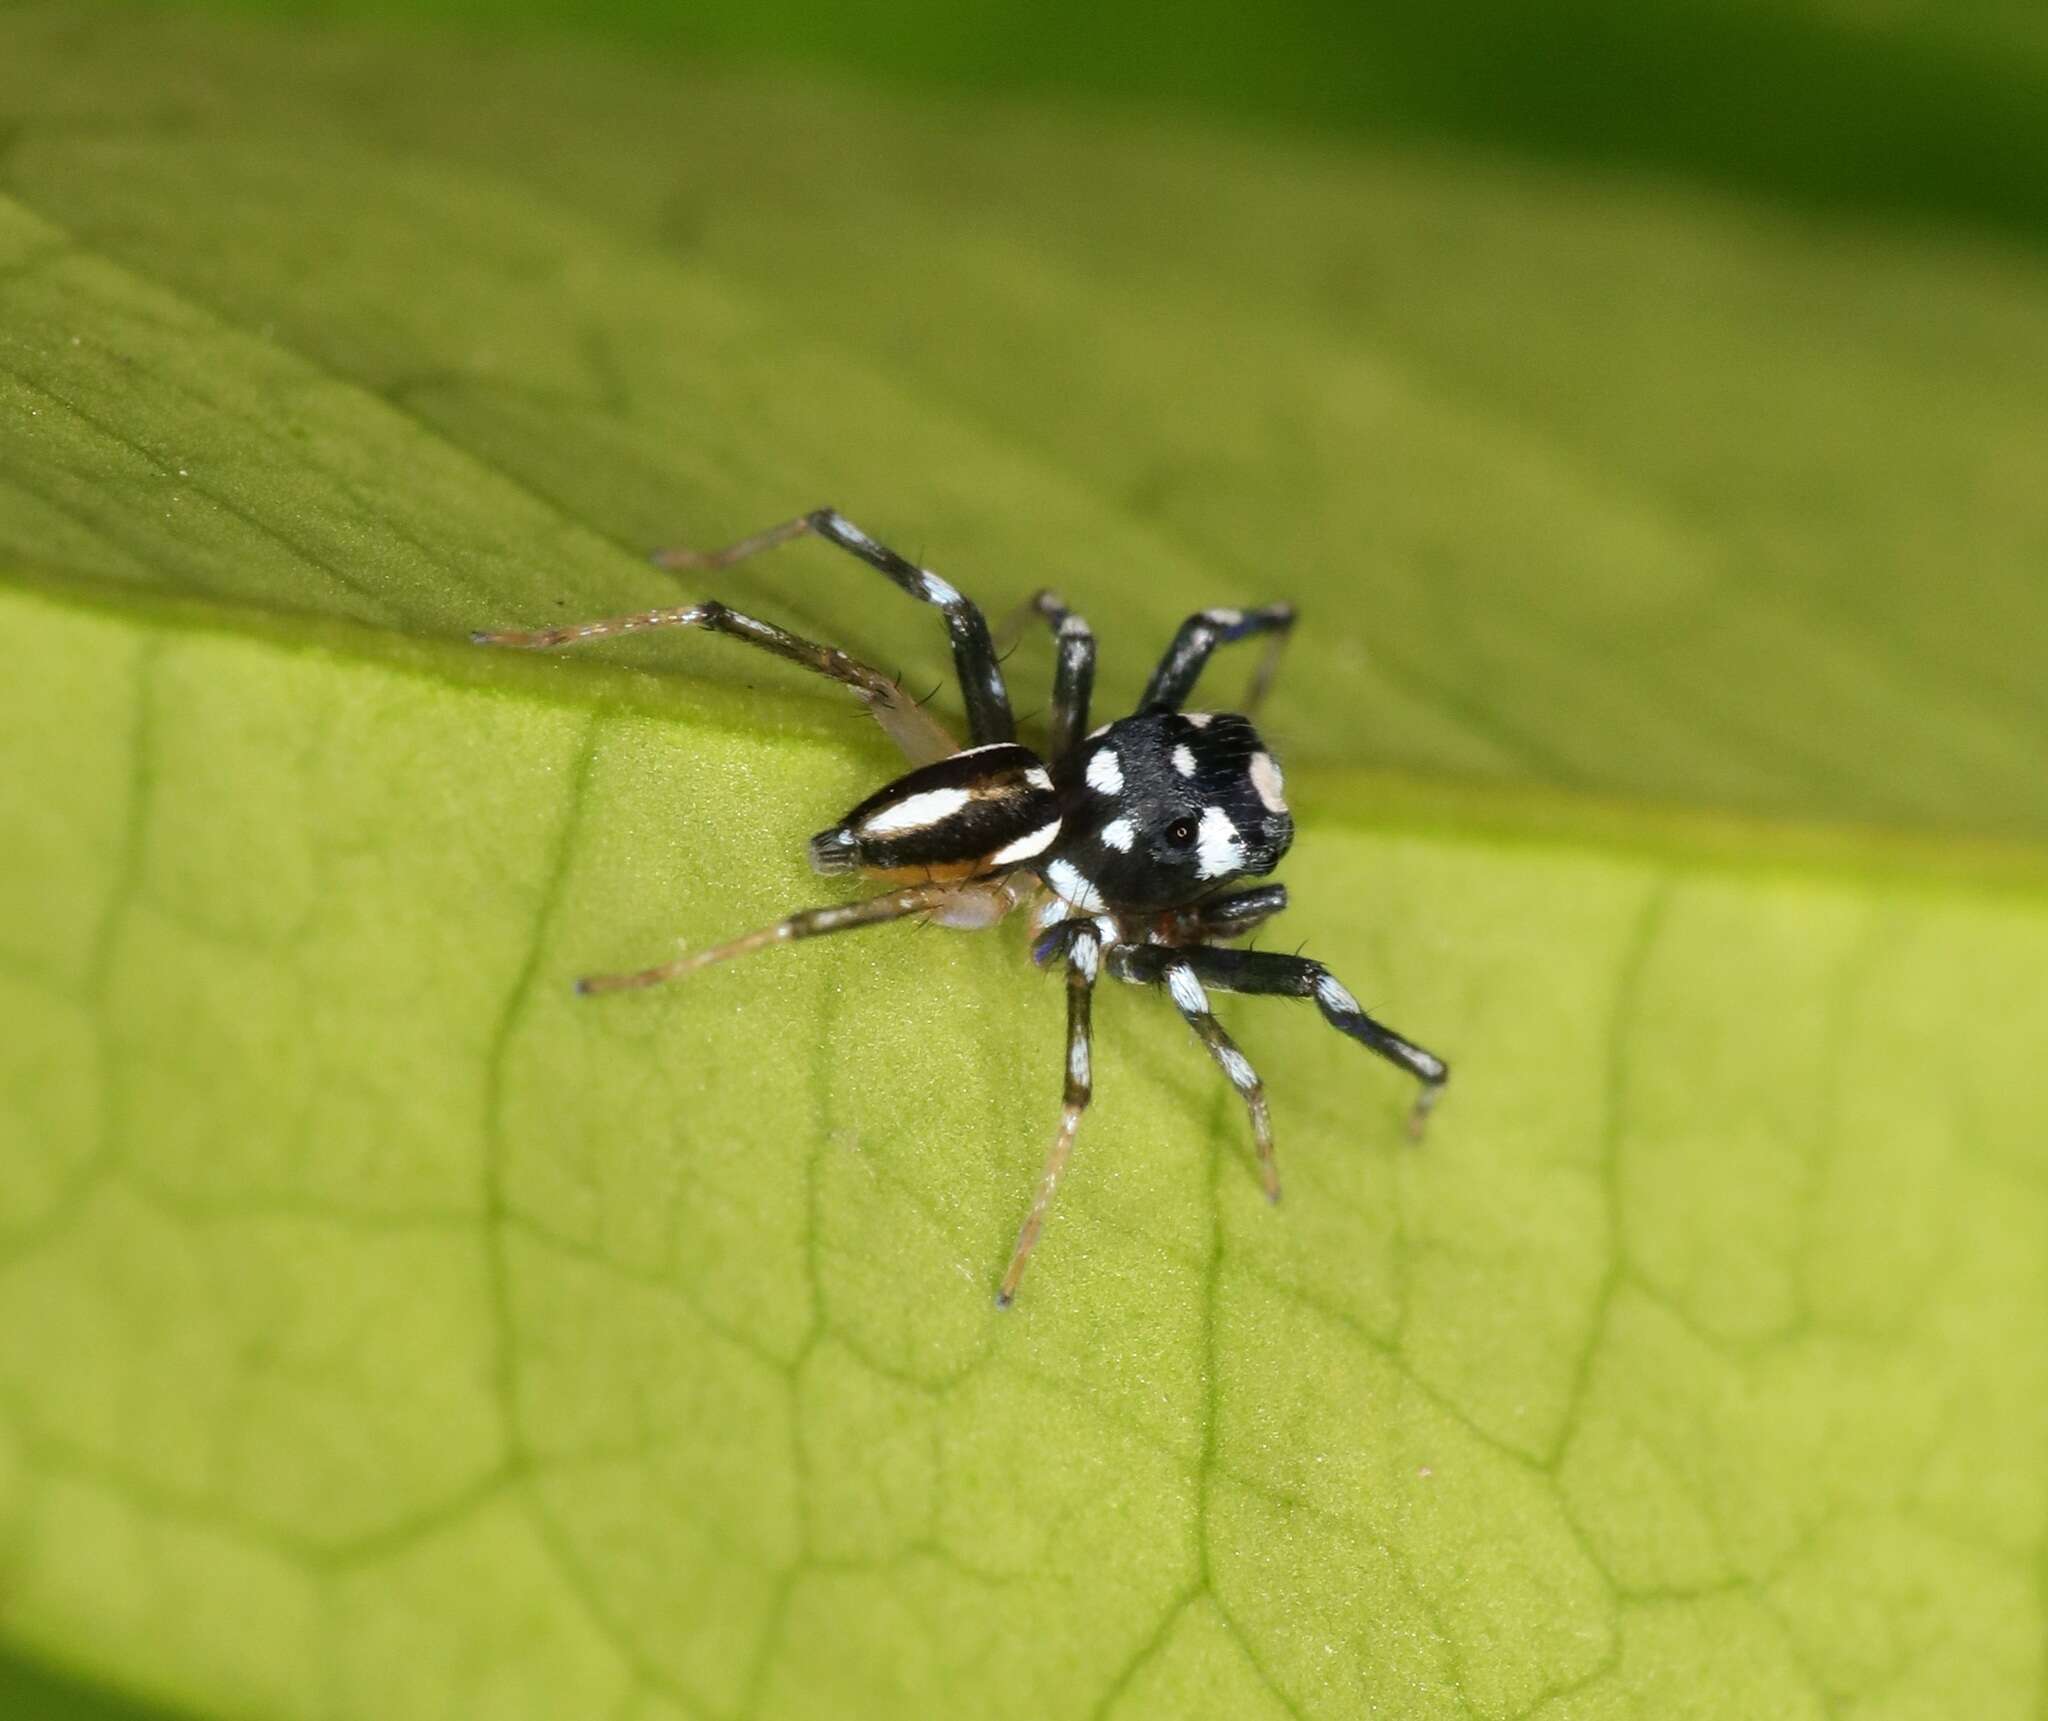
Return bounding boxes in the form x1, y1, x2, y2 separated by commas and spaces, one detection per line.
1166, 817, 1197, 847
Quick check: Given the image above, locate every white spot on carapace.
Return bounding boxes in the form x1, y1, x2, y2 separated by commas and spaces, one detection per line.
920, 572, 963, 606
1166, 964, 1209, 1015
1314, 973, 1361, 1017
1249, 750, 1287, 813
1068, 1036, 1091, 1088
988, 821, 1060, 867
1046, 859, 1105, 911
1086, 749, 1124, 794
1099, 817, 1135, 852
1184, 712, 1214, 728
859, 786, 970, 836
1171, 745, 1197, 778
1217, 1046, 1259, 1092
1194, 806, 1244, 879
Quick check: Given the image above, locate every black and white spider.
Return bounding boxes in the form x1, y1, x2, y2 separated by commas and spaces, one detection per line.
475, 508, 1449, 1305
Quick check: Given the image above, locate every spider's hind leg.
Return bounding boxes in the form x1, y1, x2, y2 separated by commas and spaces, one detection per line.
473, 599, 958, 767
574, 880, 958, 996
651, 506, 1018, 747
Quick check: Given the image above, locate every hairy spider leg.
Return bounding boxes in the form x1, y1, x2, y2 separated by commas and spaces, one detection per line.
1120, 945, 1449, 1140
997, 924, 1100, 1306
1139, 603, 1296, 716
1105, 951, 1280, 1201
574, 881, 961, 996
995, 588, 1096, 766
471, 599, 958, 767
652, 507, 1017, 748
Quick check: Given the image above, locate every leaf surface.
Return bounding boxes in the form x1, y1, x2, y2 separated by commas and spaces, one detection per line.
1, 8, 2045, 1719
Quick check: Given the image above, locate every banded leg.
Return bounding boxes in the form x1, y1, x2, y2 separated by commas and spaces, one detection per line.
998, 925, 1100, 1306
1139, 603, 1295, 715
1133, 945, 1448, 1139
1112, 950, 1280, 1202
652, 507, 1016, 747
472, 599, 957, 767
995, 588, 1095, 765
575, 881, 956, 996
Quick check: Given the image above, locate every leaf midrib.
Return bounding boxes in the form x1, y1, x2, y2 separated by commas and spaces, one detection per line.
7, 161, 2045, 911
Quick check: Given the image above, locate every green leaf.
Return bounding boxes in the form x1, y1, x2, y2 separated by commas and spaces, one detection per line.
3, 7, 2046, 1719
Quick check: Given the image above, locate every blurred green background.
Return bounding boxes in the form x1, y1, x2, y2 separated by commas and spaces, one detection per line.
177, 0, 2048, 244
5, 0, 2045, 1714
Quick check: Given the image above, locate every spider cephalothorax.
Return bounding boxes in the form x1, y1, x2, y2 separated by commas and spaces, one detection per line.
1050, 710, 1294, 914
477, 506, 1449, 1304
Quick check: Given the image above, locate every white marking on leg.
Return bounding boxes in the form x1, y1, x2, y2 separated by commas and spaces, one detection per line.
1098, 817, 1135, 852
831, 517, 875, 549
1059, 613, 1091, 639
1194, 806, 1245, 879
1046, 859, 1106, 911
1085, 748, 1124, 794
987, 820, 1061, 866
1166, 963, 1209, 1015
1206, 607, 1243, 628
1023, 765, 1054, 791
1071, 936, 1099, 983
858, 786, 971, 836
1184, 712, 1213, 728
1171, 744, 1197, 778
1249, 750, 1288, 813
920, 572, 963, 606
1068, 1036, 1091, 1088
1314, 973, 1362, 1017
1217, 1046, 1258, 1092
1410, 1048, 1446, 1080
1036, 896, 1071, 931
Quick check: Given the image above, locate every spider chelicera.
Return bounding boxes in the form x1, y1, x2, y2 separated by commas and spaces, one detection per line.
475, 507, 1449, 1305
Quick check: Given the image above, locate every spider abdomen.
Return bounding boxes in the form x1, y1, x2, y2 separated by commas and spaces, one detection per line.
809, 742, 1061, 881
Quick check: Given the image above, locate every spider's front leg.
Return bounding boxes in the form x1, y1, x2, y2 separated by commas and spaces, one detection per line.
997, 923, 1100, 1307
1109, 949, 1281, 1200
1118, 944, 1449, 1141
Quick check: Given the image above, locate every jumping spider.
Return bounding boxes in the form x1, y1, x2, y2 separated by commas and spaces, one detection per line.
475, 507, 1449, 1305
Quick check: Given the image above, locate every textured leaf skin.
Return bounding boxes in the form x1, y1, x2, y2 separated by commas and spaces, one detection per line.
2, 9, 2047, 1720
